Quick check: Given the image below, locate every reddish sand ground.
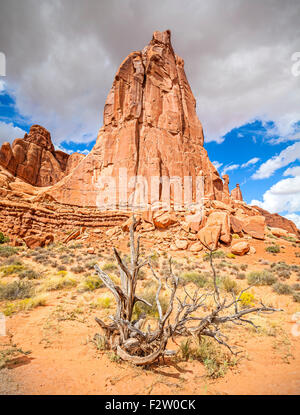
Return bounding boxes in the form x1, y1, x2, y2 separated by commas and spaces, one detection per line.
0, 236, 300, 395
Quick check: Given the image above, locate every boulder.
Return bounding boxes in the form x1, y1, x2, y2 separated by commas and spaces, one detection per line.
231, 242, 250, 256
230, 216, 243, 234
153, 211, 177, 229
189, 242, 203, 252
270, 227, 289, 238
197, 224, 221, 249
24, 233, 54, 249
206, 211, 231, 244
242, 216, 265, 240
175, 239, 188, 250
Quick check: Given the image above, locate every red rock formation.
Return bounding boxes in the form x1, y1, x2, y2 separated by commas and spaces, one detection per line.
0, 125, 84, 187
231, 184, 243, 201
253, 206, 300, 237
46, 30, 225, 207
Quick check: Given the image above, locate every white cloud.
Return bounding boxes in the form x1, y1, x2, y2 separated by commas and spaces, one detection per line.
284, 213, 300, 228
252, 142, 300, 179
251, 175, 300, 213
221, 164, 239, 175
283, 165, 300, 177
0, 121, 27, 145
0, 0, 299, 145
212, 160, 223, 170
241, 157, 260, 168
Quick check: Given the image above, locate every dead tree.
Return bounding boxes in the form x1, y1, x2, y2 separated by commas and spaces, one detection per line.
94, 217, 281, 365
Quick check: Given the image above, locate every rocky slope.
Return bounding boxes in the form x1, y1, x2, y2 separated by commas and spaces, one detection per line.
0, 125, 84, 187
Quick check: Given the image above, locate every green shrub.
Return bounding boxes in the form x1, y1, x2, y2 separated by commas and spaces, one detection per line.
226, 253, 236, 259
102, 262, 118, 272
203, 250, 225, 261
18, 269, 39, 280
222, 276, 238, 294
0, 232, 9, 244
247, 270, 277, 286
193, 337, 236, 379
133, 289, 168, 319
272, 282, 293, 295
2, 294, 47, 316
0, 245, 17, 258
0, 264, 25, 276
43, 275, 77, 291
0, 280, 34, 300
232, 234, 240, 239
266, 245, 280, 254
77, 275, 103, 292
179, 271, 207, 288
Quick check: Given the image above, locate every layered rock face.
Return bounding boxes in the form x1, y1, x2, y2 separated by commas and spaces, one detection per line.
253, 206, 299, 237
46, 30, 225, 207
0, 125, 84, 187
231, 184, 243, 201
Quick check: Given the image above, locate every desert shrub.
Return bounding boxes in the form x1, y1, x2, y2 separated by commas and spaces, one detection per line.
0, 245, 17, 258
203, 250, 225, 261
43, 275, 77, 291
266, 245, 280, 254
0, 232, 9, 244
77, 275, 103, 292
18, 269, 39, 280
179, 271, 207, 288
0, 264, 25, 276
57, 265, 67, 271
239, 292, 255, 308
132, 289, 168, 319
221, 276, 238, 294
193, 337, 236, 379
282, 236, 297, 242
102, 262, 118, 272
226, 253, 236, 259
85, 260, 98, 270
70, 265, 85, 274
95, 295, 112, 309
232, 234, 240, 239
272, 282, 293, 295
0, 280, 34, 300
240, 264, 248, 271
237, 273, 246, 280
291, 283, 300, 291
277, 270, 291, 280
292, 292, 300, 303
2, 294, 47, 316
247, 270, 277, 286
180, 339, 193, 361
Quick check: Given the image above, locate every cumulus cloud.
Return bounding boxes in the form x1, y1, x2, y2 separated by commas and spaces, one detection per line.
252, 142, 300, 179
241, 157, 260, 168
221, 164, 240, 175
251, 175, 300, 213
0, 0, 299, 145
283, 165, 300, 177
284, 213, 300, 228
212, 160, 223, 170
0, 121, 27, 144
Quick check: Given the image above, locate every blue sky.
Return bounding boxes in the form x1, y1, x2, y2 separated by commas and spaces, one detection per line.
0, 0, 299, 228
